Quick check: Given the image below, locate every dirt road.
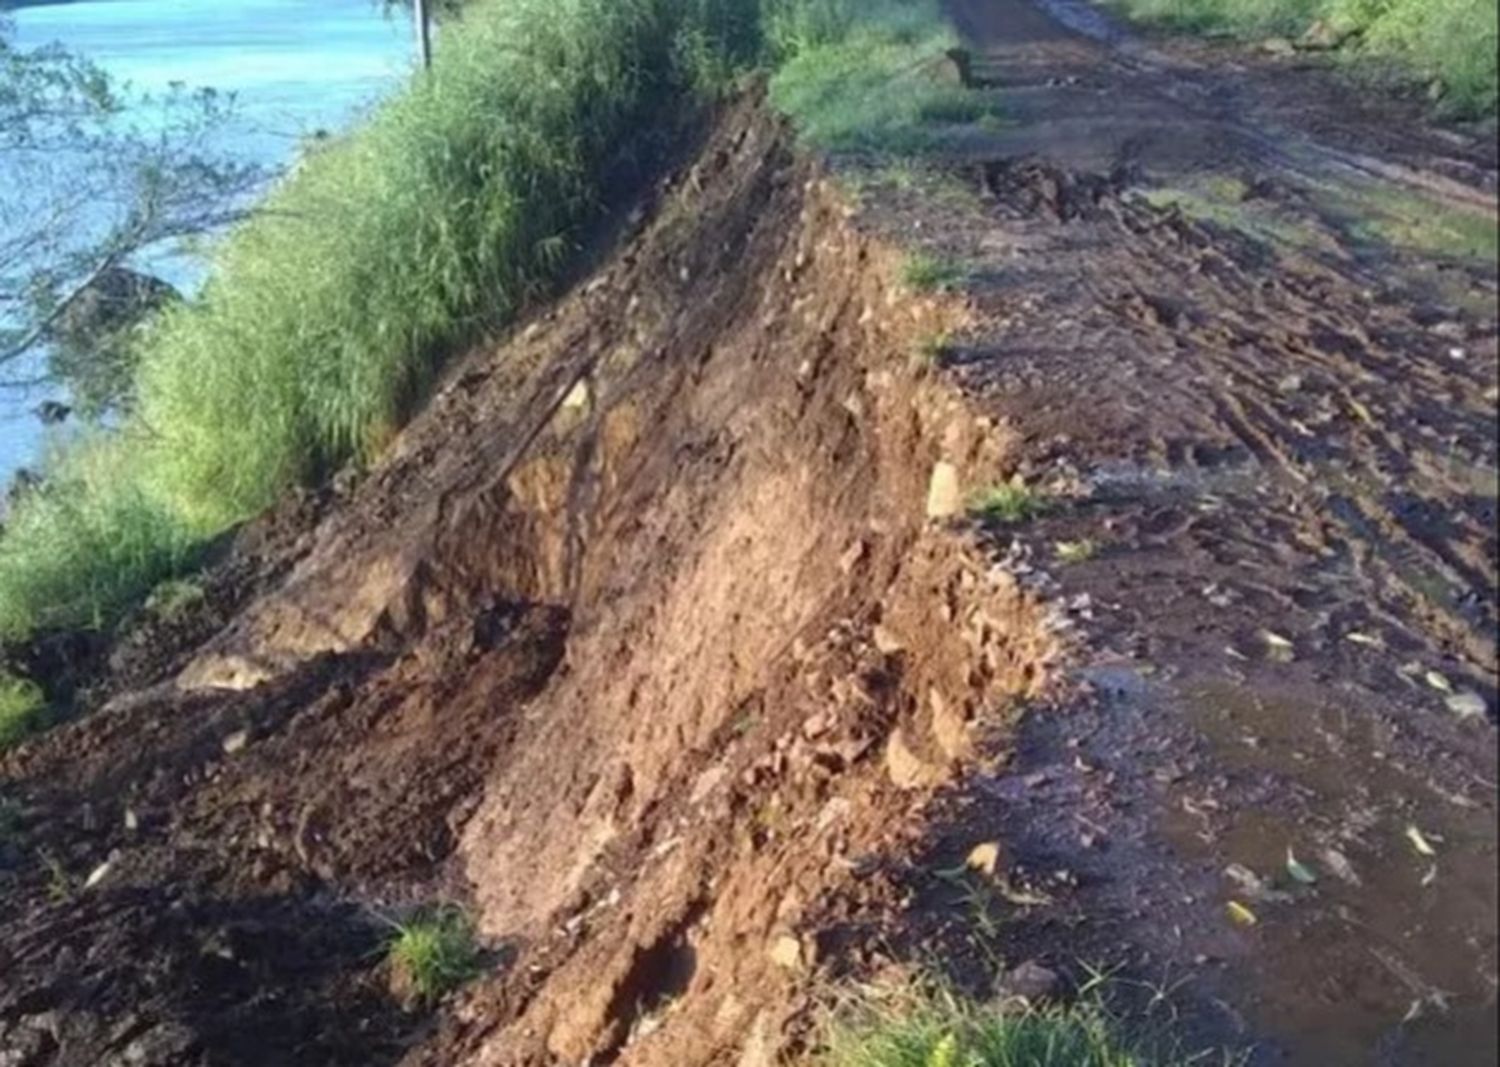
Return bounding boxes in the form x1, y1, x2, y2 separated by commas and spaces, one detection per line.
895, 1, 1498, 1062
0, 2, 1494, 1065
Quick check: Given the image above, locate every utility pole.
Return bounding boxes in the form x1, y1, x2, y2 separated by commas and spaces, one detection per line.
413, 0, 433, 70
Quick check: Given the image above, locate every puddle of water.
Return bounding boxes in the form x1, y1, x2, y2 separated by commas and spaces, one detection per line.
1172, 679, 1498, 1065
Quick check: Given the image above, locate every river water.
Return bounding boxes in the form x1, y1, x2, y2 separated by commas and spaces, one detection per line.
0, 0, 411, 485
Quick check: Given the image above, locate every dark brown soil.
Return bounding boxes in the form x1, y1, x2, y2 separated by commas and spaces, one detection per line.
3, 3, 1496, 1065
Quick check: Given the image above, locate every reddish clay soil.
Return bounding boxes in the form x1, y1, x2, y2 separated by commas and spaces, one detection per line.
2, 3, 1496, 1065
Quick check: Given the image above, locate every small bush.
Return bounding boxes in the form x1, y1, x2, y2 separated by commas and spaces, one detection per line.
388, 907, 481, 1004
971, 478, 1048, 524
0, 672, 49, 751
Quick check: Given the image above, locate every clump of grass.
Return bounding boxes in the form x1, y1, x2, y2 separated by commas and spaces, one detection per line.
0, 672, 49, 752
388, 906, 481, 1004
769, 0, 1000, 154
1108, 0, 1497, 116
144, 576, 207, 622
902, 253, 968, 293
971, 477, 1048, 524
813, 980, 1223, 1067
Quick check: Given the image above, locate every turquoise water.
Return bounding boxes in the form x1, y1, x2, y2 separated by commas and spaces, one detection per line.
0, 0, 411, 484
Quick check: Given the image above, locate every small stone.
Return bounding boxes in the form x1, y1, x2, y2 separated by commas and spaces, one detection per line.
768, 935, 802, 971
925, 461, 962, 519
222, 730, 251, 755
872, 625, 904, 655
84, 852, 120, 890
561, 379, 591, 411
1260, 37, 1296, 57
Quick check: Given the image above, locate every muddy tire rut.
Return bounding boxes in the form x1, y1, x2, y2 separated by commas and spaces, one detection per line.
0, 96, 1057, 1066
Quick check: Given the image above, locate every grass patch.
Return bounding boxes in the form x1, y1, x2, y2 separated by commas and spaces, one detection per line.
1322, 181, 1500, 261
388, 906, 481, 1004
812, 980, 1229, 1067
3, 0, 936, 643
1107, 0, 1498, 116
971, 478, 1048, 524
902, 253, 968, 293
768, 0, 999, 154
0, 672, 49, 752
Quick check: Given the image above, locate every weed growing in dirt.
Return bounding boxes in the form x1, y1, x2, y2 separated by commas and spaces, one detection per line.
769, 0, 1000, 154
971, 478, 1048, 525
902, 253, 968, 293
388, 907, 481, 1004
0, 671, 49, 752
0, 0, 960, 644
1109, 0, 1497, 116
812, 979, 1227, 1067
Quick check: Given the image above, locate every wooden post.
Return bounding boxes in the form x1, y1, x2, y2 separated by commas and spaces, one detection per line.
414, 0, 433, 70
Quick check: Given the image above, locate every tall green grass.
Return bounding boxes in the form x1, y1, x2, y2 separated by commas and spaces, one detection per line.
0, 0, 971, 644
768, 0, 997, 153
1110, 0, 1498, 116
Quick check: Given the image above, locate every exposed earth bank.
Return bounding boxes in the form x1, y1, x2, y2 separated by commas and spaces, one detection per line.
2, 2, 1497, 1065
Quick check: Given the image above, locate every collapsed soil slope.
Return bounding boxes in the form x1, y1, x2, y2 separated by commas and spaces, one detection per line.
1, 95, 1056, 1065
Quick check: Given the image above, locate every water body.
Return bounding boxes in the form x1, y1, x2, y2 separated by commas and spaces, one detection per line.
0, 0, 412, 485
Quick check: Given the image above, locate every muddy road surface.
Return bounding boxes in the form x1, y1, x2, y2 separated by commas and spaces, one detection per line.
2, 1, 1496, 1065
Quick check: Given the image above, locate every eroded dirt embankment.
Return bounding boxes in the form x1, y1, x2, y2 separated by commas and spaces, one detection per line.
0, 95, 1056, 1066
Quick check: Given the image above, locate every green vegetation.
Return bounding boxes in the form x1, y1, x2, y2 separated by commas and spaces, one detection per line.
768, 0, 999, 152
813, 981, 1224, 1067
2, 0, 981, 647
144, 576, 208, 623
902, 252, 969, 292
388, 907, 481, 1003
971, 478, 1048, 524
1109, 0, 1498, 116
1325, 180, 1500, 261
0, 671, 48, 752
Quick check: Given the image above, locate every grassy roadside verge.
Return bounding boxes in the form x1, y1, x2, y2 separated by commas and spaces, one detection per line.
1107, 0, 1497, 117
0, 3, 969, 677
811, 979, 1235, 1067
